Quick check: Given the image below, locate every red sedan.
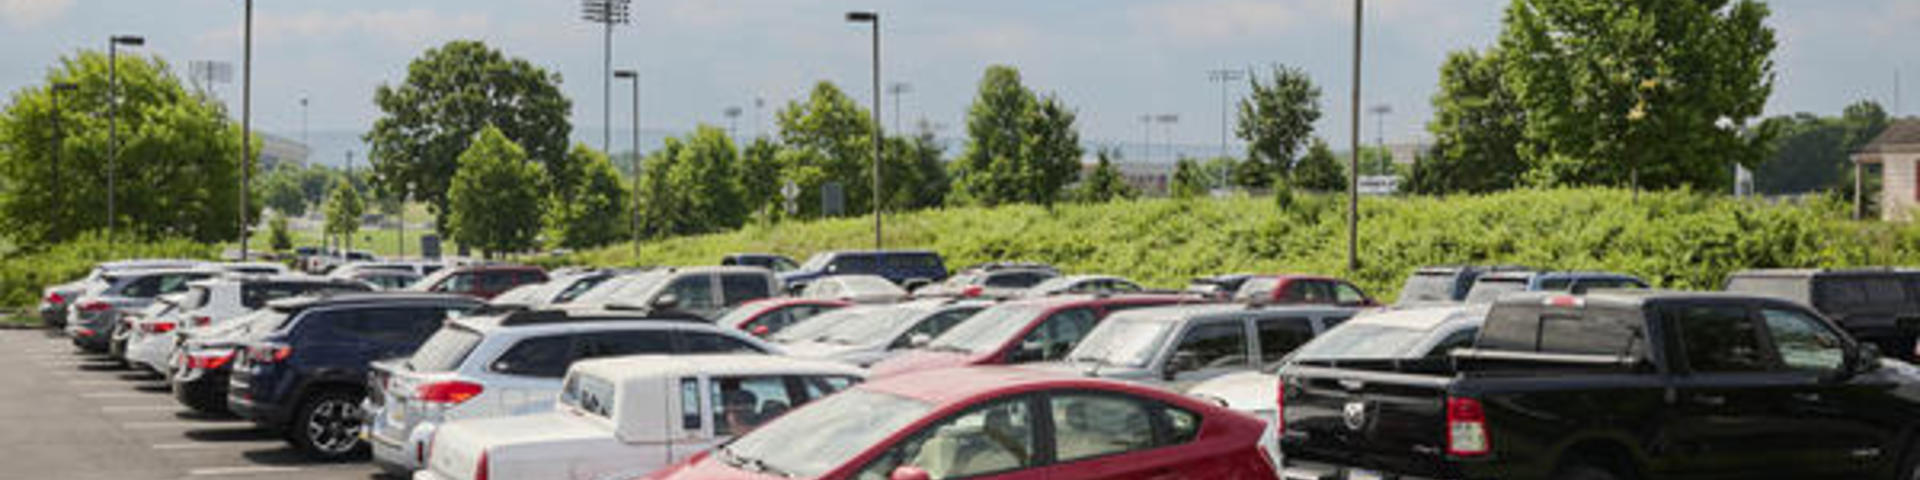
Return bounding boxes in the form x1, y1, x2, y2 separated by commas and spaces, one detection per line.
644, 367, 1277, 480
717, 297, 851, 338
868, 294, 1194, 378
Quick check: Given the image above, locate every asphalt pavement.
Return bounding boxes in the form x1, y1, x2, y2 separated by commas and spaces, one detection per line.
0, 328, 390, 480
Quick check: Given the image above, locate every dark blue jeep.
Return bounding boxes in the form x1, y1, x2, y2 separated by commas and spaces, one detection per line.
227, 292, 483, 460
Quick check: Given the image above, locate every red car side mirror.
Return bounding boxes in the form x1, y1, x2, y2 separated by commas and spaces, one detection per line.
890, 466, 931, 480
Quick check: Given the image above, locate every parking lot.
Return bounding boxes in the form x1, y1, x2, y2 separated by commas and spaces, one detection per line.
0, 328, 383, 480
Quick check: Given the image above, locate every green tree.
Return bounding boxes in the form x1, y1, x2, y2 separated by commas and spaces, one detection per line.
1415, 48, 1529, 194
1235, 65, 1322, 189
0, 50, 254, 245
883, 125, 951, 211
1200, 157, 1237, 190
1171, 158, 1210, 199
260, 165, 309, 216
775, 82, 876, 218
1075, 148, 1136, 203
667, 126, 748, 235
1500, 0, 1776, 191
1752, 101, 1889, 195
545, 144, 630, 249
365, 40, 572, 234
739, 137, 784, 216
446, 126, 545, 257
323, 178, 363, 241
952, 65, 1084, 207
268, 214, 293, 252
1292, 139, 1346, 192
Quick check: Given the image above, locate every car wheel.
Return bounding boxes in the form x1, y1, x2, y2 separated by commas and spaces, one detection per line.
290, 390, 367, 461
1554, 464, 1622, 480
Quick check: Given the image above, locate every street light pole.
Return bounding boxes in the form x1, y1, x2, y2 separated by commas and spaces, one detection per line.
51, 82, 78, 241
582, 0, 632, 156
108, 35, 145, 248
614, 70, 640, 257
847, 11, 883, 251
241, 0, 254, 260
1207, 69, 1244, 159
1347, 0, 1363, 272
888, 82, 911, 136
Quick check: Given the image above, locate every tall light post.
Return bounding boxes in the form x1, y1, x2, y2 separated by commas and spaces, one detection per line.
1369, 104, 1391, 176
1347, 0, 1364, 272
1139, 114, 1153, 161
724, 106, 743, 140
583, 0, 632, 156
888, 82, 911, 135
846, 10, 883, 251
1154, 114, 1180, 161
300, 95, 308, 148
241, 0, 255, 260
1207, 69, 1245, 159
614, 69, 640, 257
108, 34, 145, 248
51, 82, 78, 241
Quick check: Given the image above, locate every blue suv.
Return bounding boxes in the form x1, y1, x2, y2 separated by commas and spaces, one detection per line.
779, 250, 949, 291
227, 292, 483, 460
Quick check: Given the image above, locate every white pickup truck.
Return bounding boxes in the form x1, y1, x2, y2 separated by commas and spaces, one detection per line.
416, 354, 864, 480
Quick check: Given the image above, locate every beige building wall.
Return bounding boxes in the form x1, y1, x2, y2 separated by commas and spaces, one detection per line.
1883, 153, 1920, 221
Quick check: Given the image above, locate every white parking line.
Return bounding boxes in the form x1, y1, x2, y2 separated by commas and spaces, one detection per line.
68, 379, 137, 386
123, 420, 246, 429
186, 466, 305, 476
102, 405, 179, 413
81, 392, 156, 399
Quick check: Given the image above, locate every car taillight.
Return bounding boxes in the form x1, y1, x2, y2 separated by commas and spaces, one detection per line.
76, 327, 96, 337
47, 293, 65, 304
418, 380, 484, 405
475, 451, 489, 480
962, 285, 984, 298
141, 322, 177, 334
187, 351, 235, 370
192, 316, 212, 327
80, 301, 112, 312
250, 345, 293, 363
1446, 396, 1490, 457
1275, 380, 1286, 435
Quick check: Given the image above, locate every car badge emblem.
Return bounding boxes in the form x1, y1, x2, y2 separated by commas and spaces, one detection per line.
1343, 401, 1368, 431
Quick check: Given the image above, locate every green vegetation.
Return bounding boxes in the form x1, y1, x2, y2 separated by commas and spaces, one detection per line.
447, 126, 546, 257
323, 178, 364, 242
950, 65, 1082, 207
0, 233, 218, 309
546, 144, 632, 249
543, 188, 1918, 302
1236, 64, 1322, 189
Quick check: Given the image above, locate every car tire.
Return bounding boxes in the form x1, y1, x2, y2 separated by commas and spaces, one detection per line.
1554, 464, 1622, 480
1900, 441, 1920, 480
289, 389, 367, 461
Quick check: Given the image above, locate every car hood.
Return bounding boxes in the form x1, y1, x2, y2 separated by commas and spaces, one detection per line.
869, 349, 982, 378
1185, 371, 1276, 414
428, 412, 612, 480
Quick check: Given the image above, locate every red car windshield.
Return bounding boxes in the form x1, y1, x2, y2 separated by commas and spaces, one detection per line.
718, 389, 931, 477
924, 304, 1044, 355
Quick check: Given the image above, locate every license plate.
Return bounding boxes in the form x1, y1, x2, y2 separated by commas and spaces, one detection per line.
386, 404, 405, 424
1348, 470, 1384, 480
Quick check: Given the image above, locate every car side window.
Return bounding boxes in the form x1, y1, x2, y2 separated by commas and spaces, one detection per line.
802, 375, 859, 398
121, 276, 163, 298
834, 255, 876, 273
1676, 305, 1771, 373
679, 331, 765, 354
895, 309, 980, 348
1761, 308, 1846, 373
1162, 404, 1202, 444
1017, 308, 1097, 362
491, 335, 574, 378
681, 378, 703, 431
1050, 393, 1156, 462
437, 273, 474, 293
710, 375, 802, 436
479, 272, 517, 292
741, 309, 792, 336
581, 330, 673, 357
1333, 283, 1369, 305
855, 397, 1036, 480
1257, 317, 1314, 365
721, 274, 772, 306
1426, 327, 1480, 359
664, 276, 717, 311
1170, 322, 1250, 372
334, 307, 446, 345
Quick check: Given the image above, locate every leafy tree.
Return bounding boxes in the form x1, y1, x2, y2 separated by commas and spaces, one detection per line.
885, 126, 951, 211
1236, 65, 1322, 189
1200, 157, 1237, 190
323, 178, 363, 241
952, 66, 1085, 207
268, 214, 293, 252
1075, 148, 1136, 203
260, 166, 309, 216
775, 82, 876, 218
1292, 138, 1347, 192
739, 137, 784, 216
0, 50, 254, 245
1752, 101, 1889, 195
545, 144, 630, 249
365, 40, 572, 234
446, 126, 545, 257
637, 127, 747, 237
1171, 158, 1210, 199
1415, 48, 1529, 194
1500, 0, 1777, 191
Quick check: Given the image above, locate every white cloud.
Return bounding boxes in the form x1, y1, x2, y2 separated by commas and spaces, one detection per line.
196, 9, 490, 49
0, 0, 73, 28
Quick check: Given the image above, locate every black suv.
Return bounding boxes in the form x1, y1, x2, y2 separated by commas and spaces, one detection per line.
226, 292, 483, 459
1725, 268, 1920, 360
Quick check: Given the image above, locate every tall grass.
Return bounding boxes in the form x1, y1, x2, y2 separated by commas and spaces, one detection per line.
0, 232, 220, 308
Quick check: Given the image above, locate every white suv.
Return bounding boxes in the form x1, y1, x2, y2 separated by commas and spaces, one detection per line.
123, 275, 371, 373
365, 308, 782, 474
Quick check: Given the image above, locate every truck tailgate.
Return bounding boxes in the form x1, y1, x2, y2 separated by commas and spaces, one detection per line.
1281, 364, 1456, 477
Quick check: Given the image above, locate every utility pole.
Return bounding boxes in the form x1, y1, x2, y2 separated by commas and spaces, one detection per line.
888, 82, 912, 136
107, 35, 145, 248
1207, 69, 1245, 159
1347, 0, 1363, 272
344, 150, 353, 254
241, 0, 254, 260
615, 70, 640, 257
847, 11, 883, 251
1369, 104, 1391, 176
1155, 114, 1180, 161
724, 106, 743, 140
1140, 115, 1154, 161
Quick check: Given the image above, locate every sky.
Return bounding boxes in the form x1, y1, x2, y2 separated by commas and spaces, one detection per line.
2, 0, 1916, 167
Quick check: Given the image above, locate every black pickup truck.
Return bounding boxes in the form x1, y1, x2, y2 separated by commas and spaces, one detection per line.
1279, 290, 1920, 480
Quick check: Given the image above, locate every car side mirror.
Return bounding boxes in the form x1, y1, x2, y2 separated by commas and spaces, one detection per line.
1166, 351, 1201, 379
1854, 343, 1883, 375
890, 466, 931, 480
652, 294, 681, 310
1008, 342, 1045, 363
826, 264, 840, 274
906, 333, 932, 348
751, 325, 771, 337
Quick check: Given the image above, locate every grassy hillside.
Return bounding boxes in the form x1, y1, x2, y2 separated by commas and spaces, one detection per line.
545, 188, 1920, 302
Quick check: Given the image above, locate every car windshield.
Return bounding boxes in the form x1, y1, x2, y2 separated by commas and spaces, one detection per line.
1398, 273, 1457, 304
1068, 318, 1176, 368
1464, 278, 1528, 304
799, 253, 833, 272
771, 307, 878, 343
716, 302, 773, 328
1027, 276, 1080, 293
838, 276, 904, 295
408, 325, 482, 372
581, 272, 668, 305
721, 389, 931, 478
925, 305, 1042, 355
1290, 323, 1434, 362
818, 307, 930, 345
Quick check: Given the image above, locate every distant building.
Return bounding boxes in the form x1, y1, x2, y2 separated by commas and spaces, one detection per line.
1081, 157, 1174, 196
1851, 119, 1920, 221
257, 131, 310, 170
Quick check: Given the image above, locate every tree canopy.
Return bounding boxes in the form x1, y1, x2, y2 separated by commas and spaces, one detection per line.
1074, 148, 1136, 203
1414, 48, 1530, 194
446, 126, 545, 256
544, 144, 630, 249
1236, 65, 1322, 189
951, 66, 1084, 207
323, 178, 363, 240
